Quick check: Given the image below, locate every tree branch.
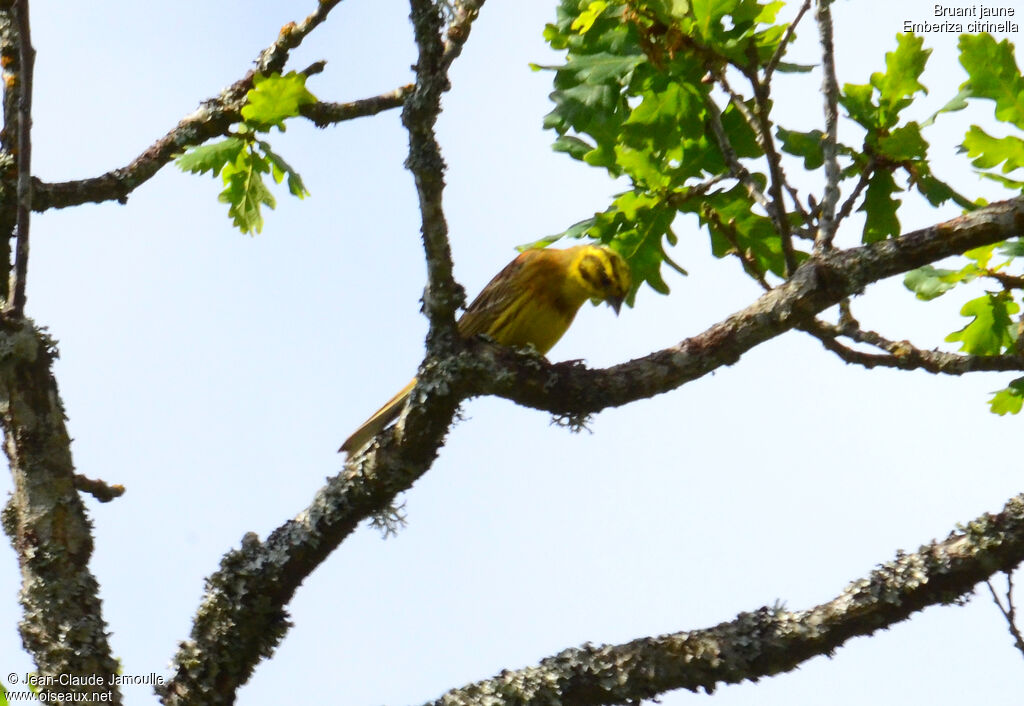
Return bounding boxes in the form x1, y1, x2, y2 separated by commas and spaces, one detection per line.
159, 4, 488, 703
986, 571, 1024, 659
29, 0, 392, 212
253, 0, 347, 76
299, 85, 412, 127
813, 0, 842, 253
7, 0, 33, 316
476, 197, 1024, 415
426, 494, 1024, 704
804, 318, 1024, 374
0, 322, 121, 704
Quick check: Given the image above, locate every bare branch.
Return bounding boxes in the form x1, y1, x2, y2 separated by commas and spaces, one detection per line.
441, 0, 485, 73
715, 69, 796, 272
764, 0, 812, 81
73, 473, 125, 503
254, 0, 347, 75
835, 160, 874, 226
300, 85, 412, 127
7, 0, 33, 317
427, 494, 1024, 704
804, 318, 1024, 374
986, 571, 1024, 659
702, 93, 773, 212
814, 0, 842, 253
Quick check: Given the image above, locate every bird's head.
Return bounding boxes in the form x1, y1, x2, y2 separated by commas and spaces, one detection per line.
570, 244, 632, 314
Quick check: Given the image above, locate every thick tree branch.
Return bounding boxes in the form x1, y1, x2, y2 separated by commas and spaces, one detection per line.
478, 197, 1024, 415
159, 4, 488, 703
0, 322, 121, 704
426, 494, 1024, 705
159, 196, 1024, 704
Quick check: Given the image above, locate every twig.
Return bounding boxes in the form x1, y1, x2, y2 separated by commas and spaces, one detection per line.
764, 0, 812, 81
814, 0, 842, 253
784, 183, 812, 231
300, 85, 412, 127
988, 271, 1024, 291
254, 0, 347, 75
702, 93, 773, 213
73, 473, 126, 503
986, 572, 1024, 659
804, 318, 1024, 375
702, 205, 772, 290
744, 71, 798, 274
7, 0, 32, 317
835, 160, 874, 226
440, 0, 485, 73
403, 0, 464, 335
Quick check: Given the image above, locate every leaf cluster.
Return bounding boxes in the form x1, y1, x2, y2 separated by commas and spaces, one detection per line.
901, 35, 1024, 414
176, 72, 316, 234
540, 1, 1024, 416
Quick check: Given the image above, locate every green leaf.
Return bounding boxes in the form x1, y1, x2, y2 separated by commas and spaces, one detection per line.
552, 134, 596, 161
176, 137, 245, 176
774, 61, 814, 73
989, 377, 1024, 415
219, 148, 275, 234
923, 87, 971, 127
859, 170, 901, 242
965, 243, 997, 270
241, 72, 317, 131
645, 0, 691, 22
839, 83, 878, 129
698, 181, 792, 277
877, 123, 928, 162
979, 171, 1024, 191
1000, 239, 1024, 257
945, 292, 1019, 355
548, 51, 645, 84
958, 33, 1024, 129
962, 125, 1024, 173
915, 172, 977, 209
903, 265, 959, 300
776, 127, 824, 169
692, 0, 738, 39
258, 141, 310, 198
871, 34, 930, 116
571, 1, 609, 33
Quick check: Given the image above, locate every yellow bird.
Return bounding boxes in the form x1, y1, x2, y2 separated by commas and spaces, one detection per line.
340, 243, 632, 454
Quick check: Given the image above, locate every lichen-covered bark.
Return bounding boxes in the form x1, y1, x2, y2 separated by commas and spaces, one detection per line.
426, 495, 1024, 705
0, 322, 121, 705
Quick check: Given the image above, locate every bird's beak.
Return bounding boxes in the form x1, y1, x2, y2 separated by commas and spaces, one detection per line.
608, 296, 624, 315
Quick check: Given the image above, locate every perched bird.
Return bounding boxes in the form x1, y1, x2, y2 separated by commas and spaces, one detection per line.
340, 243, 631, 455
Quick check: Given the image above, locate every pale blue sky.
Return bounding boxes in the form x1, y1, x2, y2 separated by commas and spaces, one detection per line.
1, 1, 1022, 704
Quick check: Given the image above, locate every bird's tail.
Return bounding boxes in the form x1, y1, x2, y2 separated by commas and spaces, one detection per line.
339, 379, 417, 455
